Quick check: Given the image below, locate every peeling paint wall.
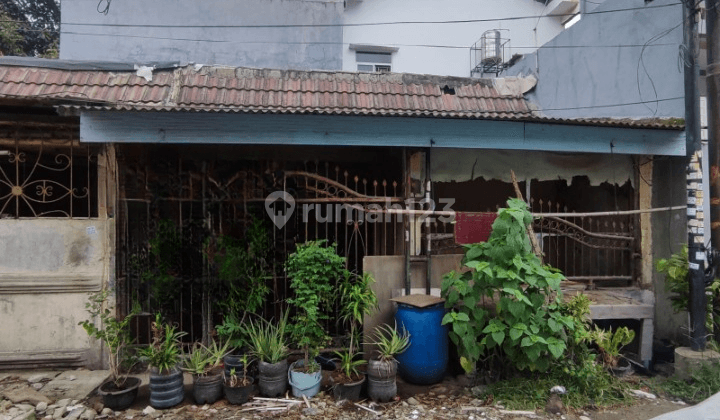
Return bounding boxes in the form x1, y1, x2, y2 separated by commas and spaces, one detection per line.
0, 219, 109, 368
60, 0, 344, 70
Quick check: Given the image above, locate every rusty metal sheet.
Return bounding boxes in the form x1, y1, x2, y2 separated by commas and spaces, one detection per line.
454, 212, 497, 244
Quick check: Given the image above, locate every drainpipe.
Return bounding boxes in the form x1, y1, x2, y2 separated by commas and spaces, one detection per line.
684, 0, 707, 351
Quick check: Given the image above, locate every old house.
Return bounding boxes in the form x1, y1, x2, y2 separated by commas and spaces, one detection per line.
0, 0, 688, 369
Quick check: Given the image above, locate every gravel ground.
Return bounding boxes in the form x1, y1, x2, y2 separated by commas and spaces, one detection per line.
1, 372, 691, 420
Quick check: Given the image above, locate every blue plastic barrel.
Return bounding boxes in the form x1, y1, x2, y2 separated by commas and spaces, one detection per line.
394, 302, 448, 384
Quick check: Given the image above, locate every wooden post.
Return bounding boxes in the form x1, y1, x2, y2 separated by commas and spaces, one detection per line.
510, 170, 543, 261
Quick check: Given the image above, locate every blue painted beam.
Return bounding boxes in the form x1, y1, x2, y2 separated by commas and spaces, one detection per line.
80, 111, 686, 156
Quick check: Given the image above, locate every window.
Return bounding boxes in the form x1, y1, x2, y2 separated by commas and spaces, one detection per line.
350, 44, 398, 73
356, 52, 392, 73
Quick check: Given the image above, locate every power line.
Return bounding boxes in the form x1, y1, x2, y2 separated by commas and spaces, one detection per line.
58, 2, 681, 29
57, 30, 678, 51
538, 96, 684, 111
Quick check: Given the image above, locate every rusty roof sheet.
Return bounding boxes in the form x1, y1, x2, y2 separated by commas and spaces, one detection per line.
0, 63, 684, 129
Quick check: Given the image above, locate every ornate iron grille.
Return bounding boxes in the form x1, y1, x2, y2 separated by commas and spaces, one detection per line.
0, 139, 98, 218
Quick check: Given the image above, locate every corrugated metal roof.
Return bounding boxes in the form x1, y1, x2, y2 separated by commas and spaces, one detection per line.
0, 63, 684, 129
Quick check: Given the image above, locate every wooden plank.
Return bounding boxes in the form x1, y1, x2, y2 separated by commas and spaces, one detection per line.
80, 111, 686, 156
589, 304, 654, 320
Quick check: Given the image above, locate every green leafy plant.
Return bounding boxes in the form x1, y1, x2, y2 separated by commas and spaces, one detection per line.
79, 289, 141, 388
339, 271, 378, 358
183, 340, 230, 376
225, 355, 253, 387
244, 313, 290, 364
286, 240, 346, 372
657, 245, 720, 333
441, 198, 574, 374
371, 323, 411, 362
140, 313, 187, 374
591, 326, 635, 368
183, 343, 213, 376
333, 349, 366, 380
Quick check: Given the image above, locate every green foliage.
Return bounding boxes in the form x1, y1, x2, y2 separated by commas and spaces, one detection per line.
656, 246, 690, 314
0, 7, 23, 56
139, 313, 187, 374
334, 349, 366, 380
244, 313, 290, 364
182, 340, 230, 376
79, 290, 140, 388
0, 0, 59, 57
215, 313, 247, 350
286, 240, 346, 371
339, 271, 378, 355
483, 360, 630, 410
656, 245, 720, 333
662, 360, 720, 404
370, 323, 411, 362
441, 198, 573, 373
591, 326, 635, 367
213, 219, 272, 349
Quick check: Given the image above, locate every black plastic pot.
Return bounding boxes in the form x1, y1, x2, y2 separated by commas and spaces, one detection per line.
609, 358, 633, 377
224, 377, 254, 405
193, 372, 223, 404
367, 359, 397, 403
223, 354, 245, 378
332, 374, 365, 401
258, 359, 288, 397
149, 368, 185, 409
97, 377, 141, 410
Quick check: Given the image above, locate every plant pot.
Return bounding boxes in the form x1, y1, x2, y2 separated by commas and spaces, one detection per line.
367, 360, 397, 402
97, 377, 141, 410
332, 374, 365, 402
193, 372, 223, 404
149, 368, 185, 409
258, 359, 288, 397
224, 377, 254, 405
288, 360, 322, 398
609, 358, 633, 377
223, 354, 245, 378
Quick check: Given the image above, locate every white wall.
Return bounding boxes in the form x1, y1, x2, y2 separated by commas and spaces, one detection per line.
342, 0, 569, 77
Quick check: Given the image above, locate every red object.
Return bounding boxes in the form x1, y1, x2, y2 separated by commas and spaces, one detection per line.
454, 212, 497, 244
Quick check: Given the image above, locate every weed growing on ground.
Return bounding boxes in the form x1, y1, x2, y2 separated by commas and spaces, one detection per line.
483, 364, 631, 410
661, 360, 720, 404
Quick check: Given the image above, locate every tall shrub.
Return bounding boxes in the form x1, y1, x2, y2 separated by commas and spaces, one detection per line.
441, 198, 574, 373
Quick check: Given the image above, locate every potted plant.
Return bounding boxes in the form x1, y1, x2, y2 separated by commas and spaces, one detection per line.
367, 323, 411, 402
591, 325, 635, 376
245, 313, 290, 397
223, 355, 254, 405
183, 340, 230, 404
331, 271, 378, 401
286, 240, 345, 398
79, 290, 142, 410
139, 313, 187, 409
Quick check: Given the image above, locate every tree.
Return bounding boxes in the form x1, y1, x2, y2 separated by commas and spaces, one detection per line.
0, 0, 59, 57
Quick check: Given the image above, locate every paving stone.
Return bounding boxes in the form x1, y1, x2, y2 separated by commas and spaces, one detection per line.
40, 372, 108, 402
2, 388, 51, 406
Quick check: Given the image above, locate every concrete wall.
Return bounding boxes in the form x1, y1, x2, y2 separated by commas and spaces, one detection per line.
0, 219, 110, 368
651, 156, 690, 344
343, 0, 568, 77
60, 0, 343, 70
362, 255, 463, 358
505, 0, 684, 118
